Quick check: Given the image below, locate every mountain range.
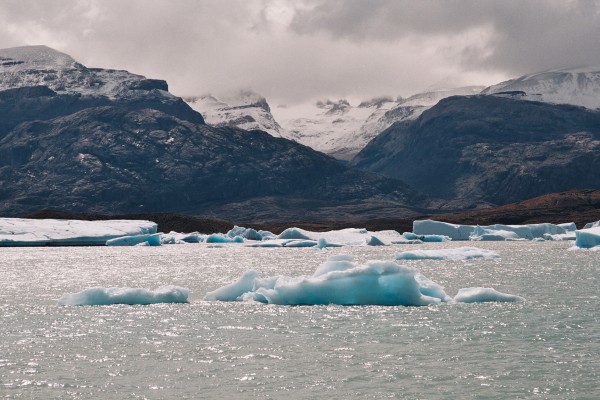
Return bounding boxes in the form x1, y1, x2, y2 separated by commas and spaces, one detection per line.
0, 45, 424, 221
1, 45, 600, 222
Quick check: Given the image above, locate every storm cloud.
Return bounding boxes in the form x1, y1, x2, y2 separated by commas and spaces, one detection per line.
1, 0, 599, 104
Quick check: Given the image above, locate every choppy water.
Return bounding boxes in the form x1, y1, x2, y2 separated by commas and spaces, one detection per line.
1, 241, 598, 399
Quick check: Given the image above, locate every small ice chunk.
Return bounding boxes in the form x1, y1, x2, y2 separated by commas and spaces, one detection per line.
366, 235, 386, 246
58, 285, 189, 306
284, 240, 318, 248
583, 220, 600, 229
395, 247, 499, 261
453, 287, 525, 303
227, 226, 262, 240
277, 228, 311, 240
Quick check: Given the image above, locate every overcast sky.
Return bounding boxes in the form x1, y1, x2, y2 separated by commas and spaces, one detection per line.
1, 0, 600, 105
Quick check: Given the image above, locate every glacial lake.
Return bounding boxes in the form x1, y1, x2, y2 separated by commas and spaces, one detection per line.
1, 241, 598, 399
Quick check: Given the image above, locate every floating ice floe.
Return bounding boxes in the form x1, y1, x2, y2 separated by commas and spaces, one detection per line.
276, 227, 408, 246
395, 247, 499, 261
0, 218, 157, 246
106, 233, 161, 246
58, 285, 189, 306
204, 255, 522, 306
453, 287, 525, 303
413, 220, 575, 241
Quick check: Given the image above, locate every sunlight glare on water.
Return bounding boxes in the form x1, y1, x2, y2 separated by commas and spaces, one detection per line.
0, 241, 598, 399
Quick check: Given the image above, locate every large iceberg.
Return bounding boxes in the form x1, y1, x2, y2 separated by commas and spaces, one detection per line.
204, 255, 523, 306
0, 218, 157, 246
413, 220, 574, 241
58, 285, 189, 306
395, 247, 499, 261
205, 255, 449, 306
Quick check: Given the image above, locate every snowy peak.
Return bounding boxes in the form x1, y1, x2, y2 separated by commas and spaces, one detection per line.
0, 45, 172, 100
483, 67, 600, 109
0, 45, 78, 70
184, 91, 284, 137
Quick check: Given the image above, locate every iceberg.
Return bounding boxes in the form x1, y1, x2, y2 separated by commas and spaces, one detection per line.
227, 226, 263, 241
58, 285, 189, 306
583, 220, 600, 229
205, 233, 244, 243
204, 255, 449, 306
0, 218, 157, 246
204, 255, 522, 306
106, 233, 161, 246
575, 227, 600, 248
276, 227, 404, 246
161, 231, 205, 244
453, 287, 525, 303
469, 226, 519, 241
413, 220, 573, 241
395, 247, 499, 261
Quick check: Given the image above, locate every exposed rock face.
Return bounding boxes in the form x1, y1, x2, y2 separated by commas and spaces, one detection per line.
353, 95, 600, 208
0, 46, 424, 221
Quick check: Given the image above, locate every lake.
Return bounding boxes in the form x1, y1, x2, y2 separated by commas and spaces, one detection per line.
1, 241, 598, 399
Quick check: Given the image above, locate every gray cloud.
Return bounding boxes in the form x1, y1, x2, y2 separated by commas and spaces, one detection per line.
0, 0, 599, 105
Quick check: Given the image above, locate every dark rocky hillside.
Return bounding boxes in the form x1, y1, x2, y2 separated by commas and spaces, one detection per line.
0, 46, 425, 221
353, 95, 600, 209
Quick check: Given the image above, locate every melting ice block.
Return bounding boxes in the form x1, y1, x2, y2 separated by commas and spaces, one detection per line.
58, 286, 189, 306
453, 287, 525, 303
396, 247, 499, 261
0, 218, 157, 246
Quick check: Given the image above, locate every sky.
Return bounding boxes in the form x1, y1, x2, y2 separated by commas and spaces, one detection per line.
1, 0, 600, 106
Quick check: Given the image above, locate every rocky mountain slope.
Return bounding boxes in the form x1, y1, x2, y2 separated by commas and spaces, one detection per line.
353, 95, 600, 209
482, 66, 600, 110
0, 45, 425, 221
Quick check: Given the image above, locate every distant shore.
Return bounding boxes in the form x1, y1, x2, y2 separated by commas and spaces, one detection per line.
14, 189, 600, 234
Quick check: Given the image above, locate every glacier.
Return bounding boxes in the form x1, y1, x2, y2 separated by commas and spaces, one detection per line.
0, 218, 157, 246
58, 285, 189, 306
395, 247, 499, 261
204, 255, 522, 306
413, 220, 574, 241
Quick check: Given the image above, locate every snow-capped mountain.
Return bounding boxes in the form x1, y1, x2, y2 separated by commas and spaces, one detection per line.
0, 45, 175, 100
273, 87, 484, 160
184, 91, 285, 137
482, 66, 600, 110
